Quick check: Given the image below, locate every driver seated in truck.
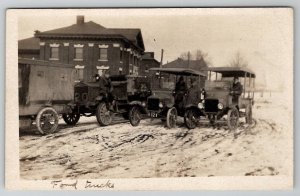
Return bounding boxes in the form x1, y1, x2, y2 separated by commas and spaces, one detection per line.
185, 78, 201, 106
230, 76, 243, 106
174, 76, 188, 107
98, 70, 115, 110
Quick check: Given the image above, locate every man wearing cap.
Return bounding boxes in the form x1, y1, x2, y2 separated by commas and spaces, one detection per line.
174, 76, 188, 107
231, 77, 243, 106
185, 78, 201, 107
98, 70, 112, 96
98, 70, 116, 110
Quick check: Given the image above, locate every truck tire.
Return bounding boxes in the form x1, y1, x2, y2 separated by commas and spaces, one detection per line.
129, 106, 141, 126
227, 108, 239, 131
166, 107, 177, 129
96, 102, 112, 126
36, 107, 59, 135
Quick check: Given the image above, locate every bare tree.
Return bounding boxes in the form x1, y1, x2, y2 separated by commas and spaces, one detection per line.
229, 51, 248, 68
179, 51, 190, 60
178, 49, 212, 68
179, 49, 211, 62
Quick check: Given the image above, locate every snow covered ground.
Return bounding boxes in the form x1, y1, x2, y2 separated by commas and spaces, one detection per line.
19, 92, 293, 180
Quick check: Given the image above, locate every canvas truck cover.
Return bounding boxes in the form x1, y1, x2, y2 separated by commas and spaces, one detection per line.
19, 58, 76, 114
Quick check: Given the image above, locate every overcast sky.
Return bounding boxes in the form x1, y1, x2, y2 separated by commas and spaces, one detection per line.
18, 8, 293, 90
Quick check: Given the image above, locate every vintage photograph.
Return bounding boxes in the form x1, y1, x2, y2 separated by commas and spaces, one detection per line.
6, 8, 293, 190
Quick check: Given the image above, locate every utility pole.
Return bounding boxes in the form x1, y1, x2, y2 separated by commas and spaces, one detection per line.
187, 51, 191, 68
160, 49, 164, 68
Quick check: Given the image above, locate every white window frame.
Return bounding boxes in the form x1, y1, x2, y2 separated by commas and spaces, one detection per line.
98, 45, 108, 61
120, 47, 124, 63
74, 44, 84, 61
75, 65, 85, 82
49, 45, 59, 60
96, 65, 109, 76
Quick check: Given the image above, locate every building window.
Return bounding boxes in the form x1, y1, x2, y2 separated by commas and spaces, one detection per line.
50, 47, 59, 60
75, 65, 84, 81
134, 56, 137, 65
74, 47, 83, 60
130, 54, 134, 64
96, 66, 109, 77
99, 48, 108, 61
120, 49, 123, 63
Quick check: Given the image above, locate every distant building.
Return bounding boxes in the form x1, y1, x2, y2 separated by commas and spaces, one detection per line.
163, 57, 208, 72
140, 52, 160, 76
162, 57, 208, 85
18, 37, 40, 59
18, 16, 156, 82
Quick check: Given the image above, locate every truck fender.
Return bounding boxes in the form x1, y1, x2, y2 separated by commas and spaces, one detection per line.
185, 105, 203, 116
129, 101, 147, 114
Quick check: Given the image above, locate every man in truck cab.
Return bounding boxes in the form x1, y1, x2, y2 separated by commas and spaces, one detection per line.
231, 76, 243, 106
98, 70, 115, 110
174, 76, 188, 107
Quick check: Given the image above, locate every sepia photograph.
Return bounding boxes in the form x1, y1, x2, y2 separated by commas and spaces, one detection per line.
6, 8, 293, 190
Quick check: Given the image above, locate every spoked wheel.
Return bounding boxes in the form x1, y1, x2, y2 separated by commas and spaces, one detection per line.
129, 106, 141, 126
184, 109, 199, 129
36, 107, 59, 135
62, 111, 80, 125
96, 102, 112, 126
245, 104, 253, 124
227, 108, 239, 130
166, 107, 177, 129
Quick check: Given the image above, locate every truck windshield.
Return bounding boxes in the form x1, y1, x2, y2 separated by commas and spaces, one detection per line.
151, 72, 176, 91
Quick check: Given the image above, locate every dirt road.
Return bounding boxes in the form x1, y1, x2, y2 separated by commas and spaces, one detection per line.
19, 96, 293, 180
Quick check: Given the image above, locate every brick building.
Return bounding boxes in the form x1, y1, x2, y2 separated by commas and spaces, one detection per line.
140, 52, 160, 76
18, 37, 40, 59
18, 16, 158, 82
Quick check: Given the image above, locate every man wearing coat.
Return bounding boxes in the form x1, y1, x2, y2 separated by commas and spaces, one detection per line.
231, 76, 243, 106
98, 70, 115, 110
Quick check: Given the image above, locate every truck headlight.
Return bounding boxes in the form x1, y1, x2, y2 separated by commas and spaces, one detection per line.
198, 102, 204, 109
159, 102, 163, 108
217, 103, 224, 110
141, 102, 146, 107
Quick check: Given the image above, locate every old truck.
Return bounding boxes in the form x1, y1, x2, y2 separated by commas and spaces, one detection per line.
128, 67, 206, 128
62, 75, 151, 126
184, 67, 256, 130
18, 58, 76, 134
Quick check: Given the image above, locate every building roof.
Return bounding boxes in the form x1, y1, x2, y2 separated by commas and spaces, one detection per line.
141, 52, 160, 64
163, 58, 207, 71
149, 67, 206, 77
18, 37, 40, 51
35, 21, 145, 51
206, 66, 256, 78
142, 52, 155, 60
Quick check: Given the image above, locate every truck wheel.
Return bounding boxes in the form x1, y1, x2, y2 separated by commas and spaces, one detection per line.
166, 107, 177, 129
96, 102, 112, 126
36, 107, 59, 135
245, 104, 253, 124
62, 111, 80, 125
184, 108, 198, 129
129, 106, 141, 126
227, 108, 239, 131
